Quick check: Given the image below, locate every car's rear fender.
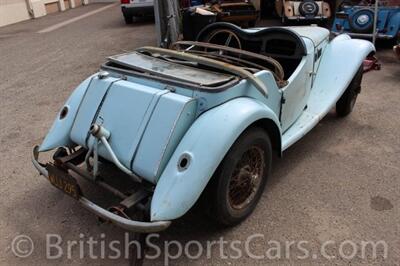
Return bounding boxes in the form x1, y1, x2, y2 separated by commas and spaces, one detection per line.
150, 97, 281, 221
39, 75, 96, 152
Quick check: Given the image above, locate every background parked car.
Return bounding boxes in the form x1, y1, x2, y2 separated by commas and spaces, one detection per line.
275, 0, 331, 23
209, 1, 259, 27
331, 1, 400, 40
120, 0, 154, 24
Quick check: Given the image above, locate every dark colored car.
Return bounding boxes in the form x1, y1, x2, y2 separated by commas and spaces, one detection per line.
120, 0, 154, 24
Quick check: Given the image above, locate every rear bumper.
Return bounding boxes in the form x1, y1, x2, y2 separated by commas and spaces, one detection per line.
121, 6, 154, 16
32, 145, 171, 233
331, 31, 396, 40
286, 15, 328, 20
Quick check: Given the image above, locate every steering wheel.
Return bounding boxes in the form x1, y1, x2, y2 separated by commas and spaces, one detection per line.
205, 29, 242, 50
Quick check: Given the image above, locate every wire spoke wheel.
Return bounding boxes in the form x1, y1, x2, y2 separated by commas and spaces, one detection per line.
228, 146, 264, 210
207, 127, 271, 226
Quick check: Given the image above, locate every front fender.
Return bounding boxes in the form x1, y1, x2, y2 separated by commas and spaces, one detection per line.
313, 34, 375, 95
39, 75, 95, 152
150, 97, 281, 221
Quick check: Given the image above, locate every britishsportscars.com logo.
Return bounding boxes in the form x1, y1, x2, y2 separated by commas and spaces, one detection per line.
10, 233, 389, 265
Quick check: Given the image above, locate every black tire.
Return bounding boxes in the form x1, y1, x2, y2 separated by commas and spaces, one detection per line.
336, 65, 363, 117
124, 15, 133, 24
207, 127, 272, 226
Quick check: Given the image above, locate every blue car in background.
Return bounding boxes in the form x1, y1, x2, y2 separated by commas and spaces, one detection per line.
332, 1, 400, 40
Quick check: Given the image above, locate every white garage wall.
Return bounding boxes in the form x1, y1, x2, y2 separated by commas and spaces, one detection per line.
0, 0, 31, 27
0, 0, 90, 27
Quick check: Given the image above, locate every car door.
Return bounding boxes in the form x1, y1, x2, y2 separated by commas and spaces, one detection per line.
280, 52, 314, 132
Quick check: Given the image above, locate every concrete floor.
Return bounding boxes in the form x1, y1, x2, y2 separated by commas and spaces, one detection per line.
0, 3, 399, 266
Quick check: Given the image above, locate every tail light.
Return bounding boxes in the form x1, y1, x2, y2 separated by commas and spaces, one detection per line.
121, 0, 130, 4
335, 24, 343, 31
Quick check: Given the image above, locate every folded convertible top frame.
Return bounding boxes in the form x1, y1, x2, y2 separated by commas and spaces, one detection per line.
172, 41, 285, 82
137, 46, 270, 97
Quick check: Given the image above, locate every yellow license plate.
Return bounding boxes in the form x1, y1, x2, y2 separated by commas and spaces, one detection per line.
47, 165, 81, 200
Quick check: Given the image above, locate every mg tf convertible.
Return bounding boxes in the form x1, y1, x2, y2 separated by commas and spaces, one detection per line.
32, 23, 375, 232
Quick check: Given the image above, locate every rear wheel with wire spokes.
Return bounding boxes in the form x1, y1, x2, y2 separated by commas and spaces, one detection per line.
207, 127, 272, 226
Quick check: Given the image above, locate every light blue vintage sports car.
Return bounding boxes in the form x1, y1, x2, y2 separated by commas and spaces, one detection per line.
32, 23, 375, 233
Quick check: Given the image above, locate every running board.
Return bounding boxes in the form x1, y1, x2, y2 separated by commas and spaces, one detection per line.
281, 109, 322, 151
281, 82, 347, 151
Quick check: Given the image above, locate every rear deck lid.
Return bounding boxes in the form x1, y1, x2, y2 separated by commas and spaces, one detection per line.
70, 76, 197, 183
288, 26, 330, 47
